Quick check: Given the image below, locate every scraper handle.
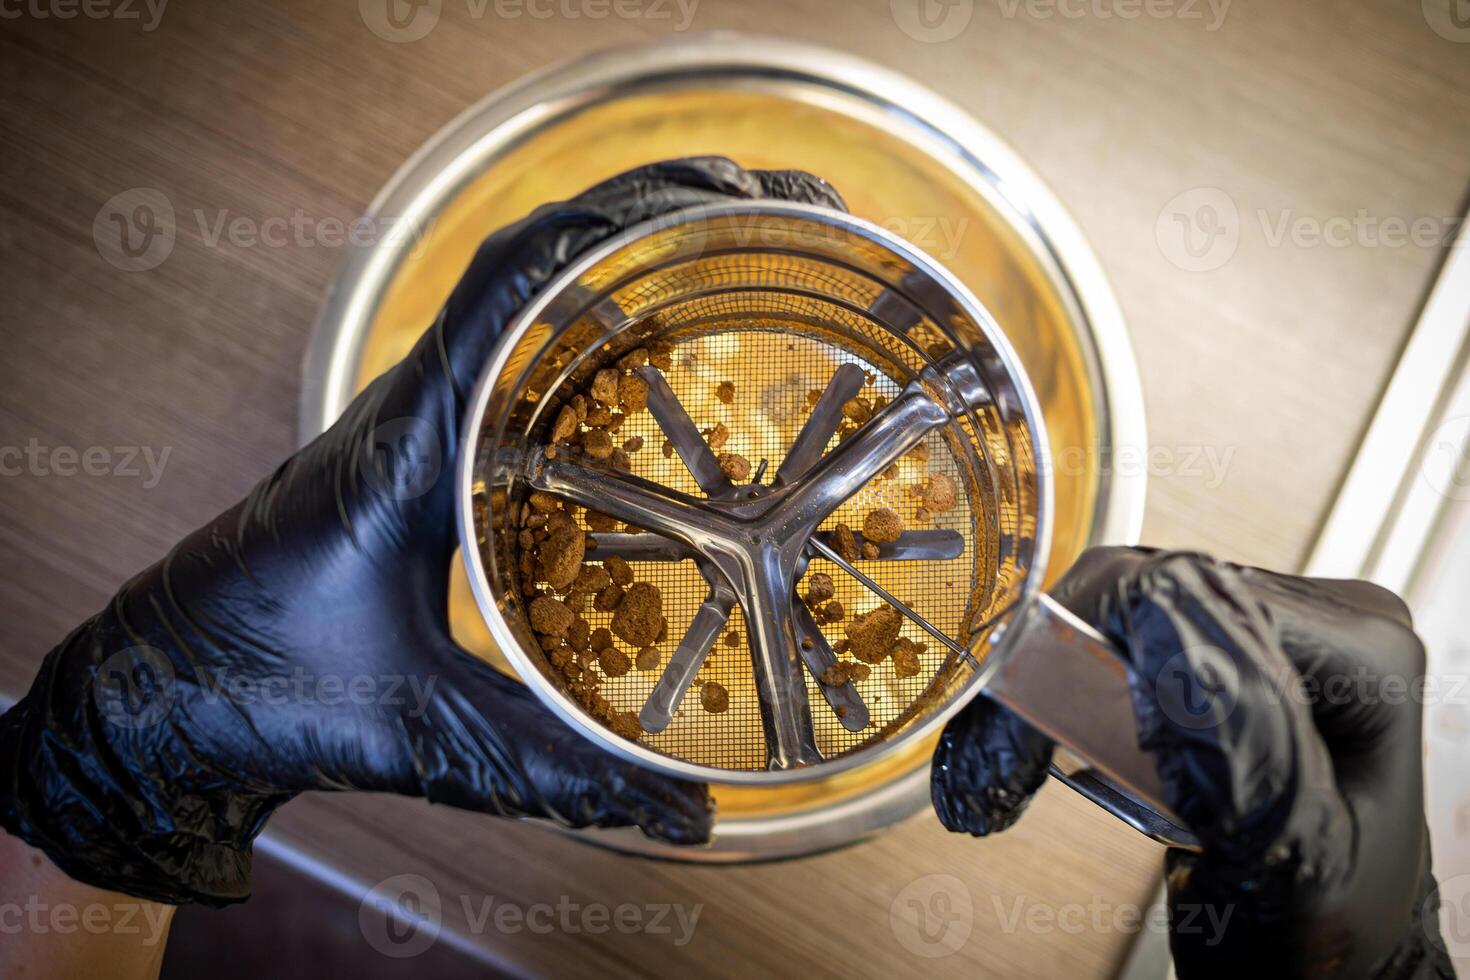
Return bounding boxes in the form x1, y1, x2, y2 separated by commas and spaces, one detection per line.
982, 594, 1200, 850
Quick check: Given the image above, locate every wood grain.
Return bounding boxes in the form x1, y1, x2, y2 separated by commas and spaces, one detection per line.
2, 1, 1468, 976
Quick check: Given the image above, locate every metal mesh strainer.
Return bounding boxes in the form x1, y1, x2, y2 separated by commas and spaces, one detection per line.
460, 203, 1191, 845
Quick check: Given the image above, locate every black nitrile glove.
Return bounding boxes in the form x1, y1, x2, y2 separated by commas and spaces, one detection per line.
932, 546, 1454, 979
0, 158, 847, 907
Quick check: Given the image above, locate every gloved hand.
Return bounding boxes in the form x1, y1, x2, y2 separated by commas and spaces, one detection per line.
932, 546, 1454, 979
0, 158, 847, 907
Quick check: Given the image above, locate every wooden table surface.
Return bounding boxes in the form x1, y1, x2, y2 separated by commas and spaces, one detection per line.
3, 1, 1468, 976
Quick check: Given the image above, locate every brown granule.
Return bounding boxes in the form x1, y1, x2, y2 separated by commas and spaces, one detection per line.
908, 443, 931, 464
863, 507, 904, 543
923, 473, 959, 512
618, 374, 649, 414
605, 554, 633, 586
715, 381, 736, 405
623, 435, 644, 453
805, 572, 835, 604
701, 681, 730, 713
567, 617, 591, 652
705, 422, 729, 450
636, 647, 661, 671
841, 397, 872, 424
551, 405, 578, 442
847, 606, 903, 664
820, 661, 872, 686
590, 627, 614, 651
661, 440, 674, 458
529, 596, 574, 635
518, 529, 534, 550
915, 507, 933, 525
536, 525, 585, 591
718, 453, 751, 482
608, 711, 644, 740
833, 524, 860, 563
591, 368, 620, 405
585, 404, 614, 427
585, 510, 619, 532
618, 348, 649, 371
724, 630, 742, 648
611, 582, 663, 647
649, 343, 674, 371
861, 542, 881, 560
822, 600, 845, 623
608, 448, 631, 471
594, 584, 624, 612
529, 491, 561, 513
805, 389, 823, 408
891, 637, 924, 678
607, 412, 626, 434
598, 646, 632, 678
583, 429, 614, 459
538, 633, 563, 652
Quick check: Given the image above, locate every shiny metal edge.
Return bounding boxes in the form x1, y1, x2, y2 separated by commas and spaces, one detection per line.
297, 34, 1148, 860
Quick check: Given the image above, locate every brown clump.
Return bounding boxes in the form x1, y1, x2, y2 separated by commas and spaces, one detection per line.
863, 508, 903, 543
923, 473, 959, 513
585, 510, 619, 532
528, 491, 561, 513
594, 583, 624, 612
861, 541, 881, 560
551, 405, 578, 442
574, 564, 610, 593
623, 435, 644, 453
636, 647, 661, 671
609, 448, 631, 472
529, 596, 574, 635
847, 606, 903, 664
618, 348, 649, 371
822, 600, 845, 623
619, 374, 650, 414
820, 661, 871, 687
567, 617, 591, 652
649, 342, 674, 371
805, 572, 835, 604
891, 637, 924, 678
715, 381, 736, 405
590, 368, 620, 405
701, 681, 730, 713
590, 627, 614, 651
718, 453, 750, 482
841, 397, 872, 424
661, 440, 674, 459
585, 404, 614, 427
583, 429, 614, 460
908, 443, 931, 464
611, 582, 663, 647
805, 389, 823, 408
536, 525, 585, 591
604, 554, 633, 586
599, 646, 632, 678
724, 630, 742, 648
833, 524, 860, 563
608, 711, 643, 740
705, 422, 729, 450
